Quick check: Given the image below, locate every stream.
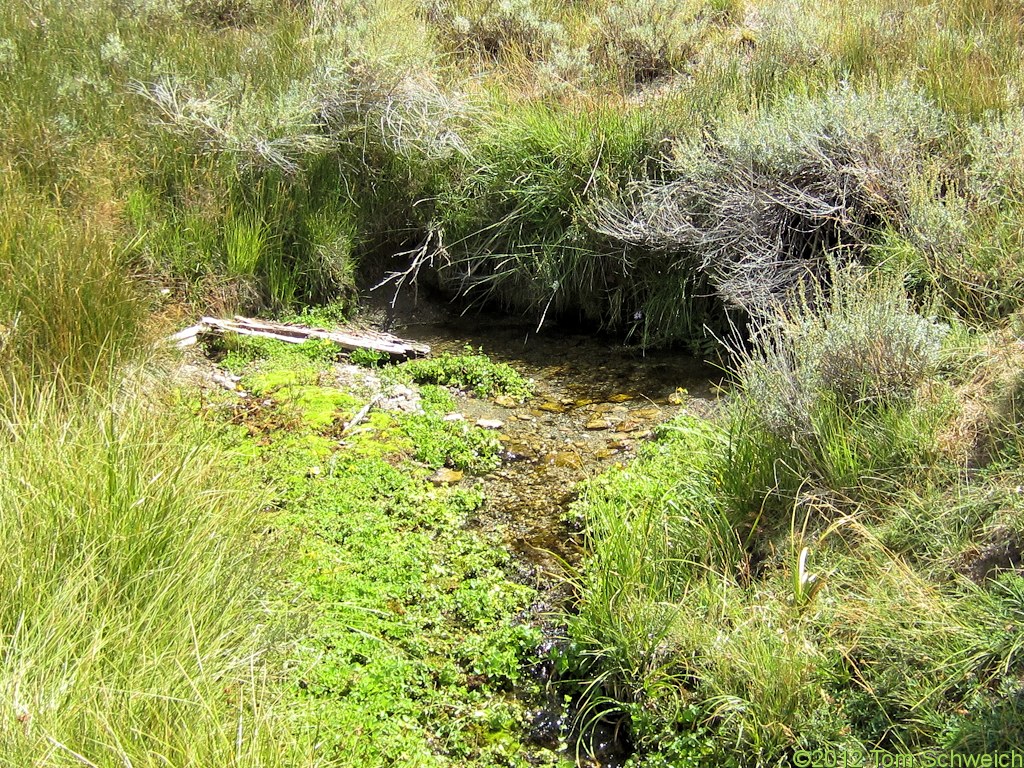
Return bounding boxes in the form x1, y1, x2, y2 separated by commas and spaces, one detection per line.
371, 297, 723, 766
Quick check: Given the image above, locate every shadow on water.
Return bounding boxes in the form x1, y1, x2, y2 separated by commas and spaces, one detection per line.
371, 294, 723, 766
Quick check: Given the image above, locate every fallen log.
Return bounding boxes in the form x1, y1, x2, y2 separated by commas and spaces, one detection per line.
170, 316, 430, 359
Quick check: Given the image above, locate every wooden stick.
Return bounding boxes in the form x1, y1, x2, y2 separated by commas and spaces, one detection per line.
341, 394, 383, 436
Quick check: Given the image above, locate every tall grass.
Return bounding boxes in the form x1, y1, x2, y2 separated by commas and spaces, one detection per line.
567, 267, 1024, 764
0, 181, 145, 395
0, 382, 311, 766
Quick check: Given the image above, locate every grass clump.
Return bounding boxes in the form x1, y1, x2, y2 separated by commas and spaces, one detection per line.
591, 0, 704, 85
0, 182, 145, 395
0, 383, 309, 765
428, 0, 565, 61
740, 266, 947, 434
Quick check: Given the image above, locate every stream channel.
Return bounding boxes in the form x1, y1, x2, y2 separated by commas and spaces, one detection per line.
372, 297, 723, 766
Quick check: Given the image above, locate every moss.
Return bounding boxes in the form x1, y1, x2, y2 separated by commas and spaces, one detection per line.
206, 345, 549, 767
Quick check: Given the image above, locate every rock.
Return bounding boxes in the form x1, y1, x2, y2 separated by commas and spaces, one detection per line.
443, 412, 466, 422
476, 418, 504, 430
517, 414, 535, 421
542, 452, 583, 469
668, 388, 689, 405
211, 372, 241, 391
608, 393, 633, 403
538, 401, 566, 413
585, 419, 611, 430
379, 384, 422, 413
429, 468, 464, 485
614, 421, 640, 433
494, 395, 518, 408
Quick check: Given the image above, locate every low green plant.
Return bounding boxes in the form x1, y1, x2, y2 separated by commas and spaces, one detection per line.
350, 346, 388, 367
210, 342, 549, 766
393, 347, 534, 399
219, 334, 339, 374
401, 412, 502, 471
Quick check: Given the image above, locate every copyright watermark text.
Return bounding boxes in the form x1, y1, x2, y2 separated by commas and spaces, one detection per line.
793, 750, 1024, 768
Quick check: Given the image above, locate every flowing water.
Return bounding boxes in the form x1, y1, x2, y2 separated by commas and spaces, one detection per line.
375, 298, 723, 766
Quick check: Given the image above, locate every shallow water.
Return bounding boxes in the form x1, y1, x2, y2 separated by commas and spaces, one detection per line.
388, 306, 722, 572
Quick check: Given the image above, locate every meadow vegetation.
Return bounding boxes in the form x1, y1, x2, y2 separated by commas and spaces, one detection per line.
566, 268, 1024, 765
3, 0, 1024, 764
199, 339, 555, 765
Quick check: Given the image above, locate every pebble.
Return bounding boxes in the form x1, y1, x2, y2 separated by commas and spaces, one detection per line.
494, 395, 518, 408
476, 418, 504, 430
537, 401, 566, 413
442, 412, 465, 422
585, 419, 611, 430
633, 407, 661, 419
429, 467, 464, 485
504, 442, 535, 460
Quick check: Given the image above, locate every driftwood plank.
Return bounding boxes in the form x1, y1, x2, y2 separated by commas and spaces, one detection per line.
172, 316, 430, 359
169, 323, 209, 348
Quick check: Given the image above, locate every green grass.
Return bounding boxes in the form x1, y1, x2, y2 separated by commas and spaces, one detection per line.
0, 381, 311, 766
